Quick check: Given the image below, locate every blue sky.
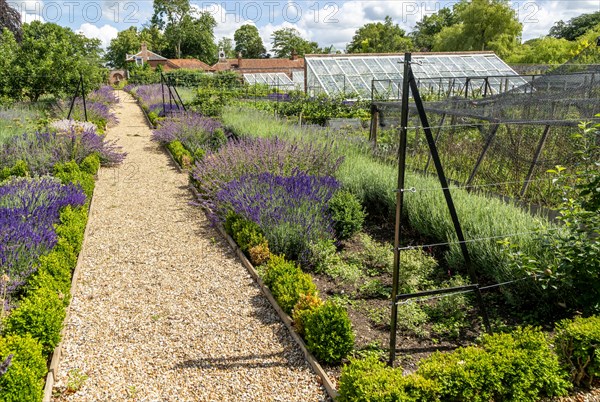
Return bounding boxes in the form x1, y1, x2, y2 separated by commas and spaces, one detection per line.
8, 1, 600, 51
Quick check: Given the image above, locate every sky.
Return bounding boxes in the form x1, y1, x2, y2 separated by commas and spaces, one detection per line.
8, 0, 600, 52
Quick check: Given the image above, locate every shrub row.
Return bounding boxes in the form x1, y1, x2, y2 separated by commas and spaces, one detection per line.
223, 214, 355, 364
339, 317, 600, 401
0, 157, 97, 401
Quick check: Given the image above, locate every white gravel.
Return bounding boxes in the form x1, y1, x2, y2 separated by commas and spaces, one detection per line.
53, 91, 329, 401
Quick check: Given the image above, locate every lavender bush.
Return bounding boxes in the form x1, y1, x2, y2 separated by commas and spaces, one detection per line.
152, 112, 226, 154
216, 172, 339, 260
68, 99, 118, 130
87, 86, 119, 105
126, 84, 163, 109
192, 137, 343, 212
0, 177, 86, 298
0, 127, 126, 175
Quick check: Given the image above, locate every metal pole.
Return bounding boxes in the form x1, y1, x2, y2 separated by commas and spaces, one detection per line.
80, 74, 88, 122
466, 124, 500, 187
389, 52, 411, 366
161, 73, 166, 116
409, 68, 492, 334
520, 125, 551, 198
424, 113, 446, 174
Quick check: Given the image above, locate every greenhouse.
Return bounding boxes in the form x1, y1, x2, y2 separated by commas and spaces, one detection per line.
304, 52, 527, 99
243, 72, 304, 91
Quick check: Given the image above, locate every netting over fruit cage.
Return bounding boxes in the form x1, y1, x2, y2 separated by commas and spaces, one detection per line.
369, 41, 600, 207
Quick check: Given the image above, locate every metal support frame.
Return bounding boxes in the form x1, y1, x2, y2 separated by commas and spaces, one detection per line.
520, 125, 551, 197
389, 54, 491, 366
466, 124, 501, 187
67, 73, 87, 121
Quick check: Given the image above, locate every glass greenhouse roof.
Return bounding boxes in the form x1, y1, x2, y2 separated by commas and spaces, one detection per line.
243, 72, 303, 90
305, 53, 527, 99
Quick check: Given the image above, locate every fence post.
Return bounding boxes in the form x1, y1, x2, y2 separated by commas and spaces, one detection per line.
389, 52, 412, 367
80, 74, 88, 122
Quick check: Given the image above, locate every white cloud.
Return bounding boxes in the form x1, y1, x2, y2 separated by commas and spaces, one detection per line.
519, 0, 600, 40
78, 23, 119, 49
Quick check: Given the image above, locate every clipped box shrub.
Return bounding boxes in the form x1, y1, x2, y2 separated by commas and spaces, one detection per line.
555, 315, 600, 387
338, 353, 440, 402
79, 153, 101, 175
248, 241, 270, 266
304, 300, 354, 364
3, 286, 67, 355
166, 140, 193, 169
231, 217, 266, 254
261, 255, 317, 314
328, 190, 366, 240
0, 334, 46, 402
417, 327, 571, 402
0, 160, 29, 182
292, 294, 323, 336
53, 161, 95, 199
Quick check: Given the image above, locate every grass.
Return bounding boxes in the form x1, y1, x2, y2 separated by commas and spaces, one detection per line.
221, 106, 552, 290
0, 103, 48, 144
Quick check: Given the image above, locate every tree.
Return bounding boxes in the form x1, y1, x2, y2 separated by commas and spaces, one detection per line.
152, 0, 191, 58
105, 27, 142, 69
507, 37, 581, 65
171, 12, 217, 64
346, 16, 413, 53
270, 27, 320, 58
4, 21, 106, 101
0, 28, 18, 99
411, 8, 456, 51
217, 37, 235, 58
0, 0, 21, 41
234, 24, 266, 58
550, 11, 600, 41
433, 0, 522, 59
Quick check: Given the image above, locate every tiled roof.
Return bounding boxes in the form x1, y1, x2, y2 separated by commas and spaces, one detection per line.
210, 58, 305, 72
166, 59, 211, 70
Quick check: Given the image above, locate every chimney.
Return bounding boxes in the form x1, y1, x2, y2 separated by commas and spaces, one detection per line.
237, 52, 242, 68
141, 42, 148, 61
290, 49, 298, 61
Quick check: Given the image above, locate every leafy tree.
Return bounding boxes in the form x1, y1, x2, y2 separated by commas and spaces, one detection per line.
105, 27, 142, 69
271, 27, 320, 58
550, 11, 600, 41
346, 16, 413, 53
217, 37, 235, 58
411, 8, 456, 51
433, 0, 522, 59
0, 0, 21, 41
167, 12, 217, 64
2, 21, 106, 101
234, 24, 266, 58
0, 28, 17, 99
152, 0, 191, 58
507, 37, 581, 64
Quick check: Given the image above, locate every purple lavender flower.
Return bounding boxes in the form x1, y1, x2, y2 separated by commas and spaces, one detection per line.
87, 86, 119, 105
216, 172, 339, 260
192, 137, 343, 214
152, 112, 225, 151
0, 354, 13, 377
0, 177, 86, 298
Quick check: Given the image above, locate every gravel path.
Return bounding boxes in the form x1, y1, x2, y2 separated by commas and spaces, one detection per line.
53, 92, 328, 401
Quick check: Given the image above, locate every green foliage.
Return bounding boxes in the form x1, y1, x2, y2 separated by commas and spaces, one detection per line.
191, 87, 241, 117
328, 190, 365, 240
234, 24, 266, 58
1, 21, 106, 102
505, 124, 600, 313
417, 327, 571, 401
304, 300, 354, 364
3, 286, 66, 355
304, 238, 338, 273
270, 27, 321, 58
292, 294, 323, 336
550, 11, 600, 41
346, 16, 414, 54
424, 275, 472, 339
79, 153, 101, 175
105, 26, 165, 69
396, 303, 429, 337
411, 8, 456, 51
261, 255, 316, 314
0, 334, 46, 402
128, 63, 160, 85
53, 161, 95, 199
507, 36, 582, 65
166, 140, 193, 168
432, 0, 522, 58
0, 160, 28, 182
338, 353, 440, 402
555, 315, 600, 387
230, 217, 265, 254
